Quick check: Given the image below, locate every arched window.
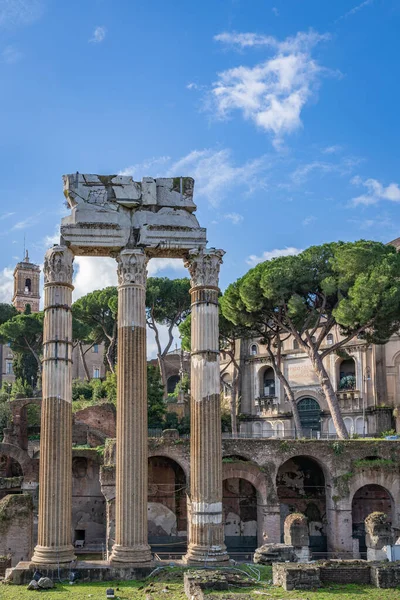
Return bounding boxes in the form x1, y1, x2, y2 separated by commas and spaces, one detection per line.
293, 339, 299, 350
167, 375, 180, 394
250, 344, 258, 356
252, 422, 262, 438
297, 397, 321, 434
263, 367, 275, 397
311, 335, 317, 344
327, 333, 334, 345
24, 278, 31, 293
338, 358, 356, 390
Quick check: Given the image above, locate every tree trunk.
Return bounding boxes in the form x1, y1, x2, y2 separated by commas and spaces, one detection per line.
308, 349, 349, 439
106, 335, 117, 374
158, 354, 168, 399
230, 365, 239, 437
78, 341, 91, 381
268, 352, 303, 438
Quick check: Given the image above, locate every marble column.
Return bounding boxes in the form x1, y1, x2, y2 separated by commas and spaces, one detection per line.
110, 249, 151, 564
184, 248, 229, 565
32, 246, 75, 565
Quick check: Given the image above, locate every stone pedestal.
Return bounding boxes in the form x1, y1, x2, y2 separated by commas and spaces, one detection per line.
31, 246, 76, 565
365, 511, 392, 562
183, 248, 229, 565
110, 249, 151, 565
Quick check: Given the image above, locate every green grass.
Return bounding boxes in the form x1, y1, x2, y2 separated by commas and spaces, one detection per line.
1, 565, 400, 599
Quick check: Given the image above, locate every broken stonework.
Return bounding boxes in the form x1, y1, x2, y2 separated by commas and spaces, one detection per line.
254, 543, 296, 564
284, 512, 310, 562
273, 563, 321, 591
365, 512, 393, 561
0, 494, 33, 566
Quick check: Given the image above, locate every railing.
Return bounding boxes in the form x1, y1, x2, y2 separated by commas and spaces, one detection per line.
222, 430, 381, 440
336, 389, 362, 410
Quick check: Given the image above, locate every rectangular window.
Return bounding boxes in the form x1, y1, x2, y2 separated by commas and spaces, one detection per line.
6, 360, 13, 375
92, 344, 99, 353
93, 368, 100, 379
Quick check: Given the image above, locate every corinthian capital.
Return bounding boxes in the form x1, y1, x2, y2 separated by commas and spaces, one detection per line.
184, 248, 225, 288
44, 245, 74, 285
117, 249, 147, 286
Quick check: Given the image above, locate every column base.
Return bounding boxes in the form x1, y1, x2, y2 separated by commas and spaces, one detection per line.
31, 545, 76, 565
183, 543, 229, 566
110, 544, 152, 565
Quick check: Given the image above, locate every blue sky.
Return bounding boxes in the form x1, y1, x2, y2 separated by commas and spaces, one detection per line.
1, 0, 400, 314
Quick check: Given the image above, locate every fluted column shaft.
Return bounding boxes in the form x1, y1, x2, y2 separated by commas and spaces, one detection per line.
110, 249, 151, 564
32, 246, 75, 565
184, 248, 229, 565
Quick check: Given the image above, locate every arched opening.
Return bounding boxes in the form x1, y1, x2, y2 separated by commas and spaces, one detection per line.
167, 375, 180, 395
250, 344, 258, 356
262, 367, 275, 397
293, 339, 299, 350
252, 422, 262, 438
327, 333, 334, 345
148, 456, 187, 553
0, 453, 23, 499
338, 358, 356, 390
277, 456, 327, 553
221, 374, 231, 398
24, 278, 31, 293
223, 478, 257, 552
297, 397, 321, 436
352, 484, 392, 555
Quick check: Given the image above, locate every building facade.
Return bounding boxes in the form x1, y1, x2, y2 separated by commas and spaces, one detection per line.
220, 330, 397, 438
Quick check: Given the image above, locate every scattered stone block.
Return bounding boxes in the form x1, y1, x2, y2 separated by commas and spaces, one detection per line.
272, 563, 321, 591
371, 562, 400, 588
254, 543, 295, 564
37, 576, 54, 589
27, 579, 39, 590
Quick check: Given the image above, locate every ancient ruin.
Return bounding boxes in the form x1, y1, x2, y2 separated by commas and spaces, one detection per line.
30, 174, 228, 567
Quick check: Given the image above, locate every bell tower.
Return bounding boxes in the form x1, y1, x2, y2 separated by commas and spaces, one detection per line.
12, 250, 41, 313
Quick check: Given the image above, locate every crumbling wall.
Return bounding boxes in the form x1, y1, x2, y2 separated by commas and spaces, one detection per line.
0, 493, 33, 566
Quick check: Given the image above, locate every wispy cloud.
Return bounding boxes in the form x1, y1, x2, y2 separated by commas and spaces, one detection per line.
210, 29, 335, 148
272, 7, 279, 17
322, 145, 342, 154
1, 44, 22, 63
120, 149, 271, 208
0, 0, 43, 28
246, 246, 302, 266
224, 212, 243, 225
118, 156, 171, 178
302, 215, 316, 226
336, 0, 373, 22
89, 25, 106, 43
350, 176, 400, 206
0, 266, 13, 303
12, 213, 41, 230
291, 156, 360, 184
0, 211, 14, 220
168, 148, 269, 207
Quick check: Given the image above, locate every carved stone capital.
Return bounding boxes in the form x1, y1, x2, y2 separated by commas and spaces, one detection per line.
184, 248, 225, 289
44, 245, 74, 285
117, 249, 147, 287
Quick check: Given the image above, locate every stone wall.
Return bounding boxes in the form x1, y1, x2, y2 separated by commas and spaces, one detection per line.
0, 494, 33, 566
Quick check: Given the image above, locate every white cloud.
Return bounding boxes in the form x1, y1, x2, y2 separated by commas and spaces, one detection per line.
302, 215, 316, 226
211, 30, 333, 146
168, 148, 268, 206
120, 148, 270, 208
272, 7, 279, 16
0, 0, 43, 28
224, 212, 243, 225
336, 0, 373, 22
89, 25, 106, 43
0, 211, 14, 220
291, 156, 360, 183
322, 145, 342, 154
246, 246, 302, 266
0, 267, 13, 303
119, 156, 171, 178
1, 44, 22, 63
351, 176, 400, 206
12, 213, 41, 230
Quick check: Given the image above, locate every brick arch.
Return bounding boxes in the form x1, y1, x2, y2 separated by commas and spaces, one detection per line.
148, 449, 190, 483
348, 473, 399, 527
274, 452, 332, 487
222, 463, 267, 501
10, 397, 41, 413
0, 442, 38, 482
